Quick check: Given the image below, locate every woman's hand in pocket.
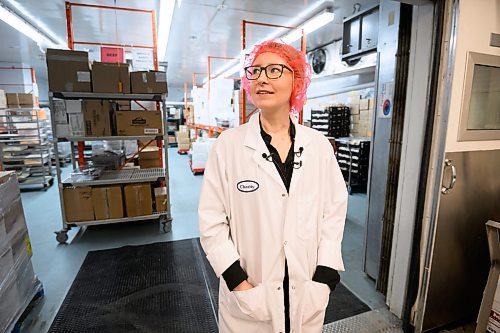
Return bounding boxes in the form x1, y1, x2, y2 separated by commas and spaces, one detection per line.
233, 280, 254, 292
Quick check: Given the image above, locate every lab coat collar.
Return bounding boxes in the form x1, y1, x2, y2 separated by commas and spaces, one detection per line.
244, 111, 311, 194
244, 111, 311, 150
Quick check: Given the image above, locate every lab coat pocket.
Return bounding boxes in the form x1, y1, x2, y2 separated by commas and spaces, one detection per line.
231, 284, 271, 321
298, 199, 315, 239
301, 281, 330, 325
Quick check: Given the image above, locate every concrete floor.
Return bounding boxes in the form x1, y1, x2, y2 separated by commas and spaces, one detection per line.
19, 148, 385, 332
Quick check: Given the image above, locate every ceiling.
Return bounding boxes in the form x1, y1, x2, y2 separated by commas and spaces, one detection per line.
0, 0, 379, 101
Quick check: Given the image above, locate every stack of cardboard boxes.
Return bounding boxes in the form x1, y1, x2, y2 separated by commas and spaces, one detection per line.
46, 49, 167, 139
139, 146, 161, 169
176, 125, 190, 151
4, 93, 36, 108
0, 172, 41, 331
46, 49, 167, 95
54, 99, 163, 138
63, 183, 166, 222
191, 138, 216, 170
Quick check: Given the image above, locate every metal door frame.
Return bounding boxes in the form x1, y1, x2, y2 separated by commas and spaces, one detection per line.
409, 0, 460, 331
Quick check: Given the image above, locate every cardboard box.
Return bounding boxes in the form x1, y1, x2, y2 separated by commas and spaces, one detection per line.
168, 136, 176, 144
3, 198, 25, 236
83, 100, 111, 137
0, 89, 6, 108
360, 98, 369, 110
139, 147, 160, 169
116, 111, 163, 136
179, 125, 188, 133
177, 137, 190, 145
116, 100, 131, 110
6, 93, 19, 107
92, 186, 123, 220
46, 49, 91, 92
92, 62, 130, 93
139, 159, 161, 169
154, 187, 168, 212
130, 71, 168, 94
178, 143, 190, 151
17, 93, 35, 107
63, 187, 94, 222
139, 146, 159, 160
124, 183, 152, 217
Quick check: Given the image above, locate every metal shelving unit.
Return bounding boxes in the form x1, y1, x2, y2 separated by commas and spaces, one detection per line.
0, 108, 54, 190
335, 137, 371, 194
49, 92, 172, 243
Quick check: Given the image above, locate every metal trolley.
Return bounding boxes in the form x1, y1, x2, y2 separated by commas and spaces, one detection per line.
49, 91, 173, 244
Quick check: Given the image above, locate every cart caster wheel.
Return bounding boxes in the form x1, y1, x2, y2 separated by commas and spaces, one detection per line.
162, 221, 172, 233
55, 231, 68, 244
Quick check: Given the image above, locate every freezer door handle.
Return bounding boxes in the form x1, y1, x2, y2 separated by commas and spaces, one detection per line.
441, 159, 457, 194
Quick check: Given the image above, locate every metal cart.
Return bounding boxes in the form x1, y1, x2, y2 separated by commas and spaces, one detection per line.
0, 108, 54, 190
49, 91, 173, 243
335, 137, 371, 194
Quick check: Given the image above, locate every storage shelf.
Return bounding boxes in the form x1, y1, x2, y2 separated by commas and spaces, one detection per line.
0, 134, 46, 139
187, 123, 227, 134
58, 135, 164, 142
0, 121, 48, 125
19, 175, 53, 185
62, 168, 165, 186
68, 211, 168, 227
51, 91, 166, 101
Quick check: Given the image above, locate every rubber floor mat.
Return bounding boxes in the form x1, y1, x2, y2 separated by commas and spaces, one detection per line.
49, 239, 218, 333
50, 238, 370, 332
195, 239, 371, 324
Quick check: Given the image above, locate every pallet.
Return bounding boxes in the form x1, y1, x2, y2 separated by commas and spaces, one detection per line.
188, 160, 204, 176
9, 284, 44, 333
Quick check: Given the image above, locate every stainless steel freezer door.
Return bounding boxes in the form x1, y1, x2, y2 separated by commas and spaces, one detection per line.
422, 149, 500, 331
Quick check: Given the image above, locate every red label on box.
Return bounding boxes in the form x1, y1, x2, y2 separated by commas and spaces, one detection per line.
101, 47, 124, 63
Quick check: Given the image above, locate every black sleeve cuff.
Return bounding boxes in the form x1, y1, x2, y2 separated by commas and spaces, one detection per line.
312, 265, 340, 291
222, 260, 248, 291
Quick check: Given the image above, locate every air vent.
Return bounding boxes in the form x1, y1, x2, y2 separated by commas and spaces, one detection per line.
310, 48, 327, 74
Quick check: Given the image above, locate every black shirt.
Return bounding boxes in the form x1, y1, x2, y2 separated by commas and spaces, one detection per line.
259, 117, 296, 193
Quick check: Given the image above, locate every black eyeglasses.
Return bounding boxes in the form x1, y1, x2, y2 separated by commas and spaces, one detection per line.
244, 64, 293, 80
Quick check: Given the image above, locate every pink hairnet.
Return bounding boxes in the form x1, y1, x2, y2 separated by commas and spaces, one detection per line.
241, 39, 312, 114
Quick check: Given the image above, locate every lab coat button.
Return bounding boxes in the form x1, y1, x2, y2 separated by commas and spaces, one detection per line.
292, 286, 296, 290
277, 286, 281, 290
282, 193, 286, 197
284, 241, 287, 246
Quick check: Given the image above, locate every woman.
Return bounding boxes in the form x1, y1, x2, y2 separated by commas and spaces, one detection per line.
199, 39, 347, 333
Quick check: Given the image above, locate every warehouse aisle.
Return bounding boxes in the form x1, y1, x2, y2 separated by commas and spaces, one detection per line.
19, 147, 385, 332
20, 148, 200, 333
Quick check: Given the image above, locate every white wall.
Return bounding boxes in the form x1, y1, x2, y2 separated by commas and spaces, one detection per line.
0, 62, 35, 94
445, 0, 500, 152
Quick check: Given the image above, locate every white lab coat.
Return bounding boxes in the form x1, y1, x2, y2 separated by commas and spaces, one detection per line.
199, 112, 347, 333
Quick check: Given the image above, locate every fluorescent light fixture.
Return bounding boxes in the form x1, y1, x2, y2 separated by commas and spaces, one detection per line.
0, 2, 60, 48
205, 4, 335, 83
157, 0, 176, 62
282, 10, 334, 44
2, 0, 67, 48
